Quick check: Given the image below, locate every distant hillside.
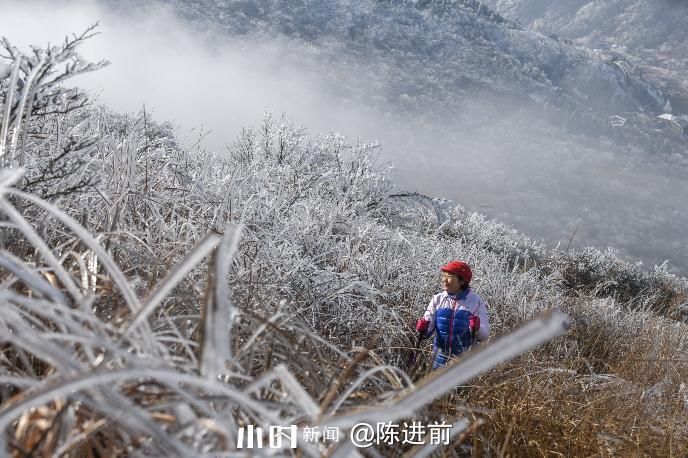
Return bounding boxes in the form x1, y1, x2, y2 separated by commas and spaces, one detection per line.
482, 0, 688, 111
105, 0, 664, 121
482, 0, 688, 52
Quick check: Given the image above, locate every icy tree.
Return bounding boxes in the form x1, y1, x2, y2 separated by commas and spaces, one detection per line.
0, 25, 108, 198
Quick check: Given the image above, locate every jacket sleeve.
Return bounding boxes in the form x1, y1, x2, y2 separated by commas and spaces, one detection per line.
422, 295, 437, 336
475, 298, 490, 342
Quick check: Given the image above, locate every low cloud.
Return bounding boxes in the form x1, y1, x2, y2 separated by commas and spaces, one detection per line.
0, 0, 376, 151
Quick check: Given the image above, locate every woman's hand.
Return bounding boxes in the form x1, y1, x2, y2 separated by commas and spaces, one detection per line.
416, 318, 429, 334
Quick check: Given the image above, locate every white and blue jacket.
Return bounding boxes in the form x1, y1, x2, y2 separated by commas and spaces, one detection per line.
423, 289, 490, 368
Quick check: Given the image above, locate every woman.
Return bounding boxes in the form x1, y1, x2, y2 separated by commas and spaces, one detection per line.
416, 261, 490, 369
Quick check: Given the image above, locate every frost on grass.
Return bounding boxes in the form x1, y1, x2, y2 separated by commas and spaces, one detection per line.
0, 32, 686, 455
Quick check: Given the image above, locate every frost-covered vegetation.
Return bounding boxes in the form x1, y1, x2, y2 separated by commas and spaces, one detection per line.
91, 0, 688, 275
1, 31, 687, 456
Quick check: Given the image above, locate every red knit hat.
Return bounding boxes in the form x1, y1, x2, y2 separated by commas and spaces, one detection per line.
440, 260, 472, 284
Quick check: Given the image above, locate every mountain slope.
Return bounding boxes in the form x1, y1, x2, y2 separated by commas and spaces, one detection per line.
1, 33, 687, 455
92, 0, 688, 276
107, 0, 664, 120
482, 0, 688, 111
482, 0, 688, 52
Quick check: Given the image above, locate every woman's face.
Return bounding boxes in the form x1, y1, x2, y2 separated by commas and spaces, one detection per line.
441, 272, 463, 294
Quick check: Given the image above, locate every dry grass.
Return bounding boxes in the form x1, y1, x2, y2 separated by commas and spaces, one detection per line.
438, 296, 688, 457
